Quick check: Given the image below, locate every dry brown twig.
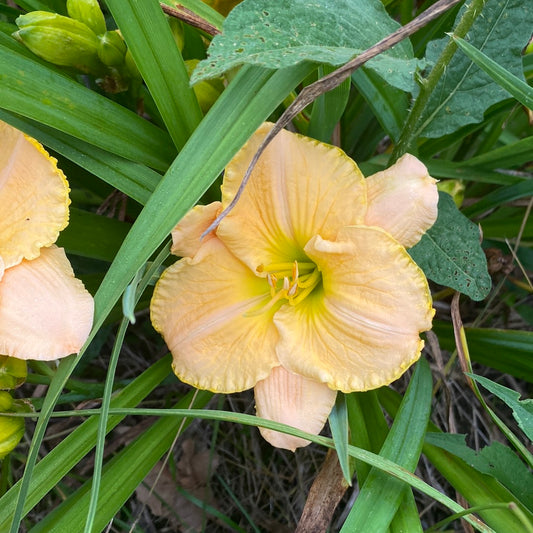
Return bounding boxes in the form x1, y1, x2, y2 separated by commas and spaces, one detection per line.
160, 2, 221, 36
203, 0, 464, 237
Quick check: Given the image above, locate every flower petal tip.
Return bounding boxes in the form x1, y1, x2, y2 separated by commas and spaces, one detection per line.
254, 367, 336, 450
170, 202, 222, 258
365, 154, 438, 248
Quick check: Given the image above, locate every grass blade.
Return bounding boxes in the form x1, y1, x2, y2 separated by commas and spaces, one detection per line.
453, 36, 533, 109
0, 356, 173, 530
29, 390, 214, 533
340, 358, 433, 532
329, 393, 352, 485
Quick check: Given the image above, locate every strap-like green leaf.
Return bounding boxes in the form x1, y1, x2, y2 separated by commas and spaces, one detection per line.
0, 43, 175, 171
106, 0, 202, 150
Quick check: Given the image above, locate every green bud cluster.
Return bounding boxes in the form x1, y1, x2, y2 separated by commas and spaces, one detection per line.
14, 11, 102, 74
13, 0, 137, 90
0, 356, 30, 460
186, 59, 224, 113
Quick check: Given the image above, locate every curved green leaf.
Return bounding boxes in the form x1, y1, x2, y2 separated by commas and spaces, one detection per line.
453, 36, 533, 110
106, 0, 202, 150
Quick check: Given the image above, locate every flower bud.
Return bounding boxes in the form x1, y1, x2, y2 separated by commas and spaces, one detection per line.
66, 0, 106, 35
0, 356, 27, 390
0, 392, 25, 459
438, 180, 465, 207
186, 59, 224, 113
124, 48, 141, 80
14, 11, 102, 74
98, 30, 126, 66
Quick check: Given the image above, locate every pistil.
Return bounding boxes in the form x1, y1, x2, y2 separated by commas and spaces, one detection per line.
246, 259, 322, 316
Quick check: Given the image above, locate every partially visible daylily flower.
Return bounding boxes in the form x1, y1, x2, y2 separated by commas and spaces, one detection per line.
151, 123, 438, 451
0, 121, 94, 360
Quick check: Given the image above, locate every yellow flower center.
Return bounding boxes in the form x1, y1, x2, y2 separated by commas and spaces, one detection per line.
246, 260, 322, 316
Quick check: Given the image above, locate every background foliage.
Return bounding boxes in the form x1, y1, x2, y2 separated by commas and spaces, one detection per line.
0, 0, 532, 531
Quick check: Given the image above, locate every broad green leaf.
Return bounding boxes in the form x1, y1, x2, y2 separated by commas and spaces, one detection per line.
0, 44, 175, 171
418, 0, 532, 138
432, 322, 533, 383
0, 356, 173, 531
425, 433, 533, 510
468, 374, 533, 442
192, 0, 420, 92
105, 0, 202, 150
340, 359, 432, 532
454, 36, 533, 110
408, 192, 491, 301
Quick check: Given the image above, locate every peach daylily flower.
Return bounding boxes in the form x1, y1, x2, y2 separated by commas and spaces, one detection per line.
0, 121, 94, 360
150, 123, 438, 451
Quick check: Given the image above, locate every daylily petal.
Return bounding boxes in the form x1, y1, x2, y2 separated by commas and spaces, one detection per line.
171, 202, 222, 258
0, 246, 94, 360
217, 123, 367, 271
275, 226, 434, 392
0, 121, 70, 269
150, 237, 280, 393
254, 366, 337, 451
364, 154, 438, 248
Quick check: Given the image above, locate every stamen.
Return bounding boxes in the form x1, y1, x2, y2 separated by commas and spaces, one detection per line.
267, 273, 277, 297
292, 260, 299, 281
244, 289, 287, 317
287, 281, 298, 297
250, 259, 322, 316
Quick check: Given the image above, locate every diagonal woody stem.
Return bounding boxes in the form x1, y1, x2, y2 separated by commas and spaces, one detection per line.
203, 0, 463, 237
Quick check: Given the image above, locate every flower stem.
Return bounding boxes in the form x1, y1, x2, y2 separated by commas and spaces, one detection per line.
391, 0, 488, 161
